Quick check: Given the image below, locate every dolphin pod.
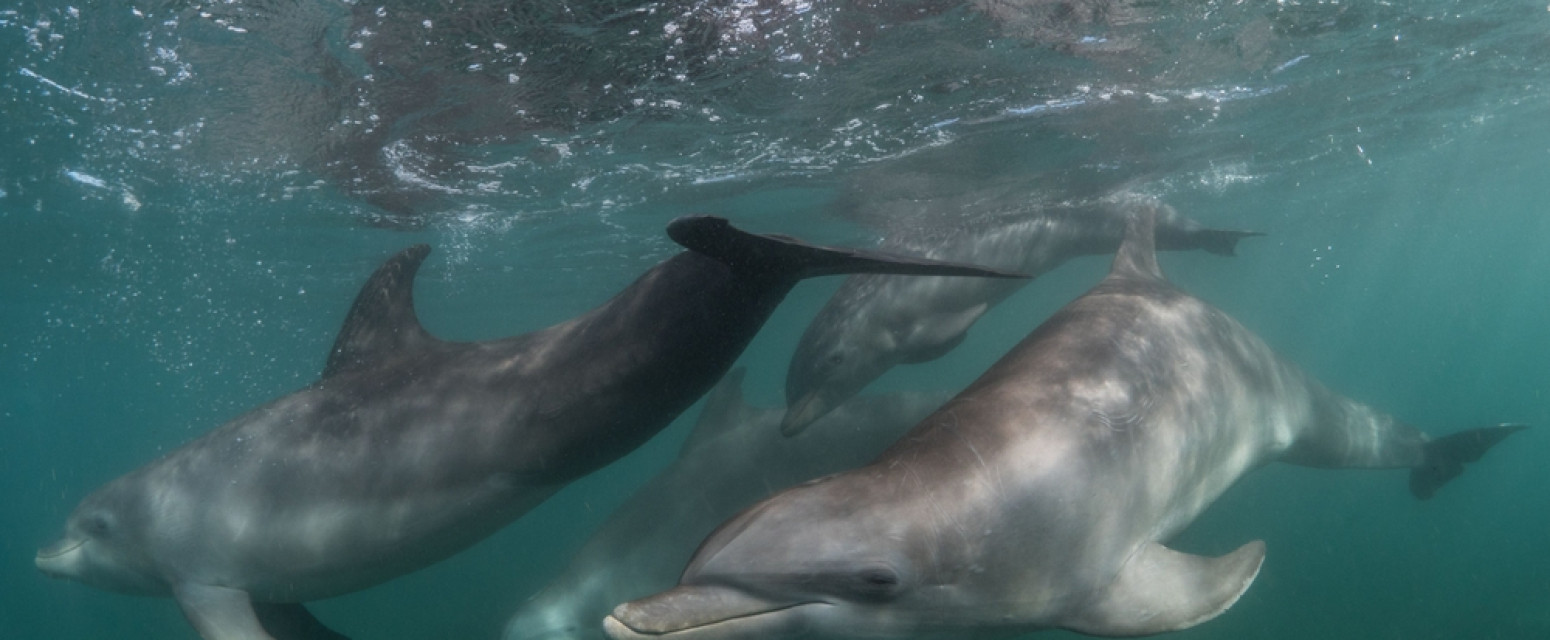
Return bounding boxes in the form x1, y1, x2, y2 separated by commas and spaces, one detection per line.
604, 205, 1524, 640
35, 216, 1023, 640
782, 197, 1263, 436
503, 369, 947, 640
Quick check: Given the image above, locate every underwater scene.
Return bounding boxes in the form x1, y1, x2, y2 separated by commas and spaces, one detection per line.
3, 1, 1548, 639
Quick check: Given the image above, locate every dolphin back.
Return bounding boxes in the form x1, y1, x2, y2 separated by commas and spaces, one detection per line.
667, 215, 1028, 282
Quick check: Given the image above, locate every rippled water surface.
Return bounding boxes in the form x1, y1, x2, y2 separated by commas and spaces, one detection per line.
4, 1, 1548, 638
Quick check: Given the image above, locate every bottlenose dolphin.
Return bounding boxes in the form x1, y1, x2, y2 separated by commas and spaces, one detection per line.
783, 196, 1263, 435
606, 207, 1524, 640
504, 369, 947, 640
34, 216, 1022, 640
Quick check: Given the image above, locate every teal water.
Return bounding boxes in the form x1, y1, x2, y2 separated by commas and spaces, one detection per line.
3, 1, 1548, 638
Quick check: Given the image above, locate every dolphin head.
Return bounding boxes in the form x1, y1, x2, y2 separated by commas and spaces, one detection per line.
785, 271, 992, 438
605, 477, 961, 640
36, 480, 166, 596
783, 304, 902, 438
503, 581, 598, 640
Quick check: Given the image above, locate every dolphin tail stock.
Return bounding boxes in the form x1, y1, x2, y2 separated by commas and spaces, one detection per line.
666, 215, 1030, 281
1409, 423, 1528, 500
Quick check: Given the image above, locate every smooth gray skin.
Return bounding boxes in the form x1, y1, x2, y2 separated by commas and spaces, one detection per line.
34, 216, 1023, 640
783, 197, 1262, 435
606, 207, 1521, 640
503, 369, 948, 640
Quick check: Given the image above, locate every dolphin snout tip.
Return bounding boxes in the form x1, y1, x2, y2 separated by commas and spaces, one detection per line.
34, 537, 85, 578
781, 394, 829, 438
35, 553, 65, 578
602, 614, 647, 640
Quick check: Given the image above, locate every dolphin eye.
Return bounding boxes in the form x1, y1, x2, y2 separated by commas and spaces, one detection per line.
82, 513, 113, 537
861, 567, 898, 587
845, 566, 902, 601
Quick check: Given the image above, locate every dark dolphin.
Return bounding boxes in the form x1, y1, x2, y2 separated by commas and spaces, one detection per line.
608, 206, 1524, 640
783, 196, 1263, 435
34, 215, 1023, 640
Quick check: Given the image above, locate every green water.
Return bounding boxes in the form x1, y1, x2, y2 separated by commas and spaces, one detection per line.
3, 1, 1548, 638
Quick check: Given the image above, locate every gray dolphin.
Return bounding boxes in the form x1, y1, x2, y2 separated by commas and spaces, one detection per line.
34, 216, 1023, 640
783, 197, 1263, 436
606, 207, 1525, 640
503, 368, 947, 640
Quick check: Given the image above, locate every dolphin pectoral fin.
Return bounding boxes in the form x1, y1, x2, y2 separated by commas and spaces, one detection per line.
173, 583, 277, 640
1409, 423, 1528, 500
899, 303, 986, 364
1063, 540, 1266, 637
254, 602, 352, 640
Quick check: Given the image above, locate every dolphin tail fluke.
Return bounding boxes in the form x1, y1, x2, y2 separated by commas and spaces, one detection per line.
1186, 229, 1265, 257
1409, 423, 1527, 500
667, 215, 1028, 281
1063, 540, 1266, 636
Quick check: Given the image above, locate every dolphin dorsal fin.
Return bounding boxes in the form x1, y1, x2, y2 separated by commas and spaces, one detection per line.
323, 244, 436, 379
681, 367, 755, 455
1108, 203, 1165, 281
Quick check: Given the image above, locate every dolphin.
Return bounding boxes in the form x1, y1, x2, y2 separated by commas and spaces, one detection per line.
503, 369, 948, 640
606, 207, 1525, 640
34, 215, 1023, 640
782, 196, 1263, 436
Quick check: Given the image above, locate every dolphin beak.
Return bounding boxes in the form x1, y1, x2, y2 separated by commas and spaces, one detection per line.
605, 585, 818, 639
35, 537, 85, 578
781, 392, 831, 437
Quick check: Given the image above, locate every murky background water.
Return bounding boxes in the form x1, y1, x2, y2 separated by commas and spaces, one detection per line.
3, 1, 1548, 638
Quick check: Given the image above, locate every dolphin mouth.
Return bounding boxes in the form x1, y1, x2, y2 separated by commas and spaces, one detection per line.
605, 585, 823, 639
35, 537, 85, 561
781, 393, 830, 437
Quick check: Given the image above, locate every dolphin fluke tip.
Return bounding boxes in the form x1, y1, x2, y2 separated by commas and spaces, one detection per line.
1409, 423, 1528, 499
